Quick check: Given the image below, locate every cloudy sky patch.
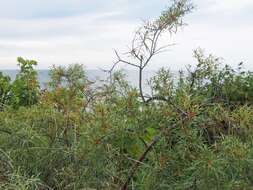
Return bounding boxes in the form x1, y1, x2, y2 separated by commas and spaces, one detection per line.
0, 0, 252, 70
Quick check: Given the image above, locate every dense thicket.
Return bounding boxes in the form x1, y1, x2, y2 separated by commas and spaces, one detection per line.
1, 1, 253, 190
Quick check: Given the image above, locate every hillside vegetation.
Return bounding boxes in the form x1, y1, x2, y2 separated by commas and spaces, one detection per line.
1, 1, 253, 189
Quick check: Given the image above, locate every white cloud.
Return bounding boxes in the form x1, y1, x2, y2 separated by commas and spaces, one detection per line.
212, 0, 253, 12
0, 11, 138, 69
195, 0, 253, 14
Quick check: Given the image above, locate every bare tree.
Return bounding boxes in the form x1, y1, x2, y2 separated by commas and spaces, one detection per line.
108, 0, 194, 102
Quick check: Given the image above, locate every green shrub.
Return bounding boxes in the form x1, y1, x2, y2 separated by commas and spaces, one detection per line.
10, 57, 40, 108
0, 72, 12, 110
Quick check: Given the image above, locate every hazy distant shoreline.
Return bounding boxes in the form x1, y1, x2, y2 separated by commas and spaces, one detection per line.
1, 70, 158, 90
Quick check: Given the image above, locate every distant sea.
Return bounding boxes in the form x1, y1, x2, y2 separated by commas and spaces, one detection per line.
1, 70, 157, 92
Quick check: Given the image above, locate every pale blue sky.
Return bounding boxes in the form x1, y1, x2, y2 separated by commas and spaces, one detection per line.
0, 0, 252, 70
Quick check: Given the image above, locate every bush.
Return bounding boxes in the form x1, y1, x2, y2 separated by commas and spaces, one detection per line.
0, 72, 12, 110
10, 57, 40, 108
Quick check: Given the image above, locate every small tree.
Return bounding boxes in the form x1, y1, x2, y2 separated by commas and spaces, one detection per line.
11, 57, 40, 108
110, 0, 193, 102
42, 64, 91, 146
109, 1, 194, 189
43, 64, 90, 113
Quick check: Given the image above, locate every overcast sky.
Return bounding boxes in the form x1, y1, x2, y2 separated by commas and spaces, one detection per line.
0, 0, 252, 70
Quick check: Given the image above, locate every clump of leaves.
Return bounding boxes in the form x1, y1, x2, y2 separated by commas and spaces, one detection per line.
42, 64, 90, 113
11, 57, 40, 108
0, 72, 12, 109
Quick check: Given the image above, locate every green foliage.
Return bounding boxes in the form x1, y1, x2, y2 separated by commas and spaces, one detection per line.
187, 49, 253, 105
157, 0, 193, 31
42, 64, 89, 113
0, 57, 40, 110
0, 72, 12, 109
1, 54, 253, 189
149, 68, 174, 98
11, 57, 40, 108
